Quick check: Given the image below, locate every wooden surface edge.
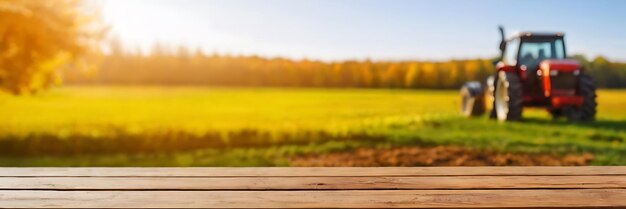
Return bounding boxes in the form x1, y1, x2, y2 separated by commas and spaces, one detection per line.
1, 189, 624, 208
2, 166, 626, 177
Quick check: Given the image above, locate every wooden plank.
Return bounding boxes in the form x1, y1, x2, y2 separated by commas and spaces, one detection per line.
1, 189, 624, 208
1, 176, 625, 190
2, 167, 626, 177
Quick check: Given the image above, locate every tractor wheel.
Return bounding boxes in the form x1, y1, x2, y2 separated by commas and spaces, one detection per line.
568, 73, 597, 122
460, 81, 485, 117
494, 71, 523, 121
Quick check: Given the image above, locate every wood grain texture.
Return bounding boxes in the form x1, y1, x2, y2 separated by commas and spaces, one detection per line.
1, 167, 625, 208
1, 190, 624, 208
2, 167, 626, 177
1, 176, 625, 190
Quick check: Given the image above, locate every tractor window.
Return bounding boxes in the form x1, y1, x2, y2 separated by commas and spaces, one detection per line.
504, 38, 519, 65
519, 39, 565, 68
555, 39, 565, 59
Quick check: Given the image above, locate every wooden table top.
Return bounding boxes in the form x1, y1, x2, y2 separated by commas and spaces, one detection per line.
1, 167, 625, 208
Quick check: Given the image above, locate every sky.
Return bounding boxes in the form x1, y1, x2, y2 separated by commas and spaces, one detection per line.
100, 0, 626, 62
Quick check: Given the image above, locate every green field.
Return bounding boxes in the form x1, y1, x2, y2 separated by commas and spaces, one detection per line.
1, 87, 625, 166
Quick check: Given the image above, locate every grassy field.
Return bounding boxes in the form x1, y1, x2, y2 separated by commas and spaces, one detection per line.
0, 87, 625, 166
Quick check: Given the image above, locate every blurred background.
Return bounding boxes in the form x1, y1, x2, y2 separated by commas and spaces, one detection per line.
0, 0, 624, 166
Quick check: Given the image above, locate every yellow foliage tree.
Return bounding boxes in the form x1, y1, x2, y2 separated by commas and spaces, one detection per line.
0, 0, 104, 94
404, 62, 419, 88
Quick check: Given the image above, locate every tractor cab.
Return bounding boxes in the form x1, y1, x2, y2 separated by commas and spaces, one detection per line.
460, 26, 596, 122
502, 33, 566, 77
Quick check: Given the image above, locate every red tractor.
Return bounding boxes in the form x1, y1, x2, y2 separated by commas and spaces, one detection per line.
461, 26, 596, 122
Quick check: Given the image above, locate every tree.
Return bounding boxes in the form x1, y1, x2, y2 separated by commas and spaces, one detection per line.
420, 62, 437, 88
440, 62, 458, 88
404, 62, 419, 88
0, 0, 104, 94
590, 56, 610, 87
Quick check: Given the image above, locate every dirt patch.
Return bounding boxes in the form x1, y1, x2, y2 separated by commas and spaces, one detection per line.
290, 146, 593, 166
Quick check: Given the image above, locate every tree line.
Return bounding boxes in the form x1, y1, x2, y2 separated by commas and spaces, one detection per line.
63, 40, 496, 89
62, 42, 626, 89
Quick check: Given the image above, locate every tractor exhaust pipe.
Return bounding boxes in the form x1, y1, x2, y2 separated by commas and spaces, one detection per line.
498, 25, 506, 59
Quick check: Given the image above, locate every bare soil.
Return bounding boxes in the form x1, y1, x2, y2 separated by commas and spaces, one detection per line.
290, 146, 594, 166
